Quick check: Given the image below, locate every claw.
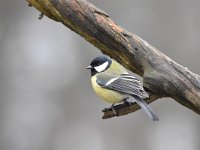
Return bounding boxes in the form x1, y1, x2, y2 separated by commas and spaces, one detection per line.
111, 104, 118, 116
111, 106, 117, 116
103, 104, 118, 116
123, 99, 132, 107
103, 107, 111, 112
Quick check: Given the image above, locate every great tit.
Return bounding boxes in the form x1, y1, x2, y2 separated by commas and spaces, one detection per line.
86, 55, 159, 121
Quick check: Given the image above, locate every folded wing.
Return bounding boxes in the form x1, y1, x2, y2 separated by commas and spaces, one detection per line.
98, 73, 149, 99
97, 73, 159, 121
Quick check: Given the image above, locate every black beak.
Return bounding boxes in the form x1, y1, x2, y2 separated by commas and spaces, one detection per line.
86, 65, 93, 69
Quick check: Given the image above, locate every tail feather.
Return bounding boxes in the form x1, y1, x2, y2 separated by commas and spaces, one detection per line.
132, 96, 159, 121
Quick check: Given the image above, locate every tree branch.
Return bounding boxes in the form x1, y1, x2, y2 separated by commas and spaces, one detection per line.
27, 0, 200, 119
102, 93, 160, 119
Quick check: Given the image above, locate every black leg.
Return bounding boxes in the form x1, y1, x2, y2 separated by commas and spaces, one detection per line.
123, 99, 132, 106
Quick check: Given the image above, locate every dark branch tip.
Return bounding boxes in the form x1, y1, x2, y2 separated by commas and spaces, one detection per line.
28, 3, 32, 7
38, 13, 44, 20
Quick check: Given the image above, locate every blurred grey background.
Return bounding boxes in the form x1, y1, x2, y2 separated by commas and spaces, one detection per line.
0, 0, 200, 150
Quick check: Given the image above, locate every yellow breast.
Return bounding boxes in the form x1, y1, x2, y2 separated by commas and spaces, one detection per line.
91, 76, 125, 104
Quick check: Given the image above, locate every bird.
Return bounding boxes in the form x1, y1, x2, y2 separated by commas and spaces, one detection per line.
86, 55, 159, 121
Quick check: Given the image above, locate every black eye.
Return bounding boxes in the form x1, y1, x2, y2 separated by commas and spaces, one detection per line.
95, 63, 100, 66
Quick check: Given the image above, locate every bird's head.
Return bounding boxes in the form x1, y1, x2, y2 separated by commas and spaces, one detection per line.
86, 55, 112, 76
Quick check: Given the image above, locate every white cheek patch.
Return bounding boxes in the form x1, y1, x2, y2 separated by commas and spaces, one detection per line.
94, 61, 109, 72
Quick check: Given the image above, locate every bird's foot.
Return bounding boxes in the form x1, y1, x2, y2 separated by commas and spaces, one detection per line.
103, 104, 118, 116
111, 106, 118, 116
123, 99, 133, 107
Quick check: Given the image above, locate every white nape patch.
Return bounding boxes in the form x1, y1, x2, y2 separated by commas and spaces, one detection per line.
106, 77, 118, 86
94, 61, 109, 72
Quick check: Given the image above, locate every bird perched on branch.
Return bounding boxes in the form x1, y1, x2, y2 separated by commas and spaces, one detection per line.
86, 55, 159, 121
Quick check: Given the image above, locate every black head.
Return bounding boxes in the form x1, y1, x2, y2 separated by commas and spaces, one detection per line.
86, 56, 112, 76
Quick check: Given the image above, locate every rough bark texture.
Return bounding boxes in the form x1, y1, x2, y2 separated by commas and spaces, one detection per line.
27, 0, 200, 119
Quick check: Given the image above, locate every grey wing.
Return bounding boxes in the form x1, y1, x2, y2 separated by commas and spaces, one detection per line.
97, 74, 149, 99
97, 74, 159, 121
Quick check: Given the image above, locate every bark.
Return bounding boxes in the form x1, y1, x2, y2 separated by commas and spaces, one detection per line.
27, 0, 200, 119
